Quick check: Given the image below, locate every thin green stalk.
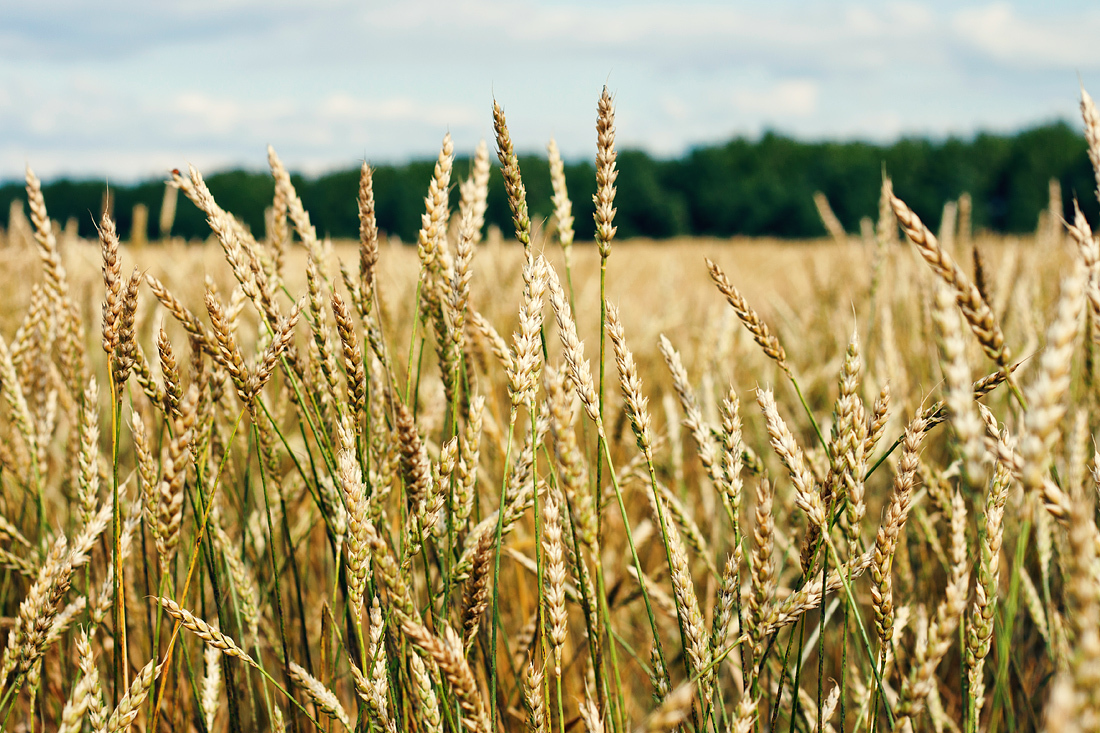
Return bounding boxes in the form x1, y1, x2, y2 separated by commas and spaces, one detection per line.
488, 410, 518, 730
822, 533, 895, 729
252, 420, 306, 702
530, 400, 549, 670
404, 279, 424, 406
597, 434, 668, 705
817, 543, 829, 731
109, 379, 128, 695
548, 454, 603, 726
789, 377, 830, 460
593, 254, 612, 725
989, 518, 1031, 733
639, 457, 704, 731
149, 406, 248, 733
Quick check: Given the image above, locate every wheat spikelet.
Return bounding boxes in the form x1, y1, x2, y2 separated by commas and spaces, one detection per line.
289, 660, 352, 731
966, 458, 1010, 718
111, 268, 141, 388
1081, 87, 1100, 205
607, 300, 652, 454
24, 166, 68, 302
454, 393, 485, 527
156, 597, 257, 666
580, 691, 604, 733
252, 296, 304, 398
201, 642, 221, 732
78, 377, 101, 527
895, 492, 969, 725
870, 412, 927, 652
418, 132, 454, 271
57, 630, 102, 733
403, 620, 492, 733
99, 212, 123, 360
0, 534, 73, 685
493, 99, 531, 247
814, 191, 847, 244
145, 273, 216, 354
731, 695, 758, 733
469, 309, 514, 375
1019, 262, 1086, 518
205, 286, 250, 402
757, 388, 825, 529
594, 86, 618, 258
831, 329, 868, 555
468, 139, 491, 241
305, 252, 341, 409
720, 385, 746, 515
748, 474, 775, 676
461, 528, 494, 654
366, 597, 397, 732
105, 657, 161, 733
636, 681, 695, 733
450, 198, 478, 357
548, 137, 575, 260
0, 332, 37, 460
712, 546, 742, 653
411, 651, 444, 733
357, 160, 380, 314
659, 334, 726, 495
508, 255, 548, 406
155, 384, 198, 573
865, 382, 890, 457
523, 659, 548, 733
932, 281, 985, 482
707, 258, 790, 375
546, 264, 600, 424
268, 146, 324, 267
336, 415, 371, 613
395, 400, 434, 515
890, 187, 1011, 371
543, 483, 569, 676
661, 497, 712, 702
70, 499, 112, 568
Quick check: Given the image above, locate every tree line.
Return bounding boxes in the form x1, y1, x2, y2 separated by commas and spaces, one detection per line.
1, 121, 1093, 243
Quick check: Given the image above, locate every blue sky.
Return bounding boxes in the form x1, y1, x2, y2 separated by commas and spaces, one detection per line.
2, 0, 1100, 181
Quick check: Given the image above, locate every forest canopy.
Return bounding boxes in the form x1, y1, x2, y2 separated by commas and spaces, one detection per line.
1, 121, 1091, 243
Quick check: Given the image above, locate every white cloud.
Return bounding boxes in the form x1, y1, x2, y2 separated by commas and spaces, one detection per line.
734, 80, 820, 118
951, 3, 1100, 69
1, 0, 1097, 180
318, 94, 479, 127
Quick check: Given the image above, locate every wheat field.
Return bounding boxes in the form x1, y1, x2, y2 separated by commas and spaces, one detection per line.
0, 87, 1097, 733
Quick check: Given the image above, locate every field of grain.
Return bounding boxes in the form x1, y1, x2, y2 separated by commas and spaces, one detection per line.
0, 88, 1096, 733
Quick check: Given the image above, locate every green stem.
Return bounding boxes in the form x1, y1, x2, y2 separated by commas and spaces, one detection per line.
790, 376, 831, 460
149, 406, 248, 733
488, 411, 518, 730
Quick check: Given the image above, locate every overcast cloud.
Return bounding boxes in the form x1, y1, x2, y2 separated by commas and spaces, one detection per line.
2, 0, 1099, 181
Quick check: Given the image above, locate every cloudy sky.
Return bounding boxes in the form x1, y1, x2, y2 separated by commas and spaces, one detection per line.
2, 0, 1099, 181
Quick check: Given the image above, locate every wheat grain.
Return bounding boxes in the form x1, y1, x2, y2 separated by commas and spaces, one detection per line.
494, 100, 531, 248
707, 259, 790, 375
106, 657, 161, 732
890, 187, 1011, 371
548, 137, 575, 258
594, 86, 618, 258
289, 661, 352, 731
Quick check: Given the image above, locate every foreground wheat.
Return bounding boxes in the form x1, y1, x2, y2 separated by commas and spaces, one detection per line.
0, 85, 1096, 733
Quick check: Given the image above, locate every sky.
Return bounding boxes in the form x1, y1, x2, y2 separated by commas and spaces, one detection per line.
2, 0, 1100, 182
